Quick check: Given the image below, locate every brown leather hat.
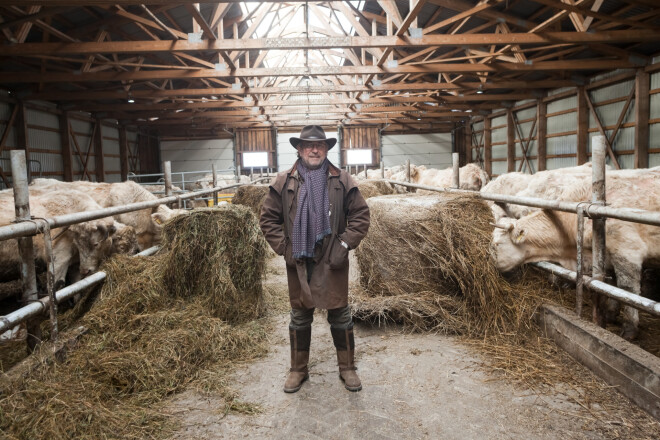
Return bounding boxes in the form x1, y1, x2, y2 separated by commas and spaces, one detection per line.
289, 125, 337, 149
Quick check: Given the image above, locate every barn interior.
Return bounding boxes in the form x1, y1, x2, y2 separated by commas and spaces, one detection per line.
0, 1, 660, 439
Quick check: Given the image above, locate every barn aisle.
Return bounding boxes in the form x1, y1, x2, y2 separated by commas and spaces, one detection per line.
165, 256, 660, 440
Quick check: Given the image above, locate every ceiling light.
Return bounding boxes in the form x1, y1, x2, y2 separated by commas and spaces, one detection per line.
476, 90, 484, 94
127, 98, 135, 103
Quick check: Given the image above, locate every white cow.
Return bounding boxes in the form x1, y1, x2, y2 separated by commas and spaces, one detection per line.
0, 190, 123, 287
416, 163, 490, 194
31, 179, 186, 250
491, 169, 660, 340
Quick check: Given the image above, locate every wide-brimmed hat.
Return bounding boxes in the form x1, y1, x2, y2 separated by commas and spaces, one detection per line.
289, 125, 337, 149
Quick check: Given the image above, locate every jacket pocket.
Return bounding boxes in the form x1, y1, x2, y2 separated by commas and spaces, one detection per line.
284, 238, 296, 267
327, 234, 349, 270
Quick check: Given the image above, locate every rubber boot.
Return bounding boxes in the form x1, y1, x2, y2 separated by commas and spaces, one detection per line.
331, 325, 362, 392
284, 326, 311, 393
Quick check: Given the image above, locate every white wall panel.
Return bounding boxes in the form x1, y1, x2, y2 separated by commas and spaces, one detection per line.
381, 132, 451, 169
276, 131, 339, 172
491, 161, 507, 176
547, 157, 577, 170
161, 138, 234, 173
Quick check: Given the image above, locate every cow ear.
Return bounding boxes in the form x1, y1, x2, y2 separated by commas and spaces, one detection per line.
152, 212, 167, 225
513, 228, 525, 243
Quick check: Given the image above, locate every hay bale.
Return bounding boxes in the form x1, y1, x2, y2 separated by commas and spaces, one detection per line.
357, 180, 394, 199
231, 185, 270, 216
0, 205, 270, 439
354, 193, 535, 336
162, 206, 268, 323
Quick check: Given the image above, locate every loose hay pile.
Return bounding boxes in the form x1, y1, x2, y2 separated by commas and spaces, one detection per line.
353, 193, 561, 339
0, 205, 270, 440
357, 180, 394, 199
231, 184, 270, 216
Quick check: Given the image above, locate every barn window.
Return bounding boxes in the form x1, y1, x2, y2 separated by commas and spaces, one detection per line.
242, 151, 269, 168
346, 149, 373, 166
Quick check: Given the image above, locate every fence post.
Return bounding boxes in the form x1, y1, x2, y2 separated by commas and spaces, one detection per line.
380, 161, 385, 178
406, 159, 411, 183
575, 205, 586, 317
10, 150, 41, 351
212, 164, 218, 206
452, 152, 460, 189
591, 135, 607, 327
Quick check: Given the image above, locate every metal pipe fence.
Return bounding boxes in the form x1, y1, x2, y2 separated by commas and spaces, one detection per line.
0, 157, 252, 346
383, 136, 660, 322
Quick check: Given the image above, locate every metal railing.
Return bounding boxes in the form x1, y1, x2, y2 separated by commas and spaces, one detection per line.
0, 155, 251, 344
381, 139, 660, 323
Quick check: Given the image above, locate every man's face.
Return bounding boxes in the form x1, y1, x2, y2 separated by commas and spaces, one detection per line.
298, 141, 328, 170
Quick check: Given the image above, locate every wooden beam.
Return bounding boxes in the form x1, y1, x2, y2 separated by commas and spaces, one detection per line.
3, 30, 657, 56
0, 60, 637, 84
506, 109, 515, 172
537, 99, 547, 172
484, 116, 492, 176
185, 4, 217, 40
634, 68, 650, 169
59, 111, 73, 181
94, 120, 105, 181
576, 86, 589, 165
29, 79, 576, 101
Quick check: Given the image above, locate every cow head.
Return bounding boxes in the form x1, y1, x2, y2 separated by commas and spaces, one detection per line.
70, 217, 117, 277
111, 221, 139, 255
490, 218, 528, 272
139, 205, 188, 250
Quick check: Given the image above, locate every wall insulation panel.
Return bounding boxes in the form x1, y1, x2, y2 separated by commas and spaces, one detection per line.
160, 138, 234, 174
381, 132, 452, 169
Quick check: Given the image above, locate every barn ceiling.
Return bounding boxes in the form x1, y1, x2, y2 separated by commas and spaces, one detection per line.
0, 0, 659, 138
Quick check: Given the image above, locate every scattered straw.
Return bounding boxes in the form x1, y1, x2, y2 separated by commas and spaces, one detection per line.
0, 205, 270, 440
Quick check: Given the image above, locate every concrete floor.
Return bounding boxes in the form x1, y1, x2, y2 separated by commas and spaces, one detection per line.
165, 255, 660, 440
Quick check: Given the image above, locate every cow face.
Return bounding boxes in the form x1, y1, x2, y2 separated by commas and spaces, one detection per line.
71, 218, 116, 276
111, 222, 139, 255
490, 218, 527, 273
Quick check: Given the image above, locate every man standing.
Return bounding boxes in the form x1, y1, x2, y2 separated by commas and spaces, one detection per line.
260, 125, 370, 393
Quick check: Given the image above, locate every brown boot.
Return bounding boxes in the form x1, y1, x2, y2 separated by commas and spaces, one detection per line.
331, 326, 362, 392
284, 326, 311, 393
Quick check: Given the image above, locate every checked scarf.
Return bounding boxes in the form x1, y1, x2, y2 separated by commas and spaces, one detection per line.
292, 159, 332, 259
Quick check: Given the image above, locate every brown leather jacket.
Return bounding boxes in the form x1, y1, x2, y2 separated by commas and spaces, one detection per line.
260, 160, 370, 310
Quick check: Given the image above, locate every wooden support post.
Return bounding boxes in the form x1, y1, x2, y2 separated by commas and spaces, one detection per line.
118, 124, 129, 181
93, 120, 105, 182
506, 109, 515, 172
59, 111, 73, 181
577, 87, 589, 165
484, 117, 492, 177
634, 69, 650, 169
537, 99, 547, 172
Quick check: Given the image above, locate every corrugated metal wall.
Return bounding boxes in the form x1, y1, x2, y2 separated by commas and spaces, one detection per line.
586, 79, 635, 169
546, 95, 578, 170
0, 99, 139, 188
472, 67, 658, 175
381, 132, 452, 169
650, 72, 660, 167
160, 138, 234, 173
490, 114, 507, 176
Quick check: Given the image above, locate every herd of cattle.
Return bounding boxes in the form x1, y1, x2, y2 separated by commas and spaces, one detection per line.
356, 162, 660, 341
0, 163, 658, 342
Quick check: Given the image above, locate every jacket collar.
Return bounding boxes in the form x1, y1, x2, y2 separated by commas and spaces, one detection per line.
287, 159, 340, 178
